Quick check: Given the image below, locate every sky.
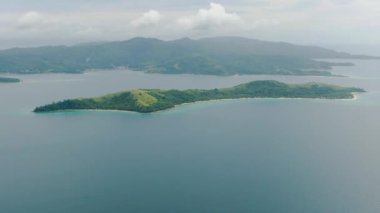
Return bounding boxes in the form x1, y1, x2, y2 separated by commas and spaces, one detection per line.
0, 0, 379, 54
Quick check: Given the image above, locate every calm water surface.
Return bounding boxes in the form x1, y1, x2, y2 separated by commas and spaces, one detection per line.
0, 60, 380, 213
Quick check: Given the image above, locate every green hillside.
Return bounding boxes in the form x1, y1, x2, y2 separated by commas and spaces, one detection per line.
34, 80, 364, 113
0, 77, 20, 83
0, 37, 372, 76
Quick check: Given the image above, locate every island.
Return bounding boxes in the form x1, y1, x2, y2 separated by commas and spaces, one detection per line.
1, 37, 376, 76
34, 80, 364, 113
0, 77, 20, 83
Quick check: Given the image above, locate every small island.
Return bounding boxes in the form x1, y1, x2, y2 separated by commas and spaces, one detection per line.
34, 80, 364, 113
0, 77, 20, 83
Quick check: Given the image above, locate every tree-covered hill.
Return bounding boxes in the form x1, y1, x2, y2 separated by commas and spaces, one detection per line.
0, 37, 375, 75
0, 77, 20, 83
34, 80, 365, 113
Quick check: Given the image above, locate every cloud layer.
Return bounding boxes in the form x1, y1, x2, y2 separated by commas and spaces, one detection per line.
177, 3, 244, 30
131, 10, 163, 28
0, 0, 379, 49
17, 11, 45, 28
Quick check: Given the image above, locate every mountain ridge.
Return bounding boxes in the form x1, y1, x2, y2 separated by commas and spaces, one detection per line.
0, 36, 377, 75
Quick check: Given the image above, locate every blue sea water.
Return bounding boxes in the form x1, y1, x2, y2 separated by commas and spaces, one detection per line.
0, 60, 380, 213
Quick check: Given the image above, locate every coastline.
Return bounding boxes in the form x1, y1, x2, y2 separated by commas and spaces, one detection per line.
172, 95, 358, 110
35, 94, 359, 114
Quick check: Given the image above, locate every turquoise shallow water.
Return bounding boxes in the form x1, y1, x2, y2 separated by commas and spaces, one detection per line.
0, 60, 380, 213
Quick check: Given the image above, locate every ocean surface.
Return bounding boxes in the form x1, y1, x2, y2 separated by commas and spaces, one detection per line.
0, 59, 380, 213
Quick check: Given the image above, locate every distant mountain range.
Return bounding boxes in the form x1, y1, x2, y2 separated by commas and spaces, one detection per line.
0, 37, 377, 76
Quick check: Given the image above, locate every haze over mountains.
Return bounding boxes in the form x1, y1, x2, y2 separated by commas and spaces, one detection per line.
0, 37, 377, 76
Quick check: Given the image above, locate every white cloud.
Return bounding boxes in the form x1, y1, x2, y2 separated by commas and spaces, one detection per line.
131, 10, 163, 28
0, 1, 379, 49
329, 0, 356, 5
17, 11, 47, 28
177, 3, 244, 30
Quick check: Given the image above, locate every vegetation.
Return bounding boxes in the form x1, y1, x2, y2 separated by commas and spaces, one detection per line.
0, 77, 20, 83
34, 80, 365, 113
0, 37, 373, 76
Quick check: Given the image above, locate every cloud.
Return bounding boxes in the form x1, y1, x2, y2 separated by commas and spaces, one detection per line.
177, 3, 244, 30
130, 10, 163, 28
17, 11, 45, 28
329, 0, 356, 4
17, 11, 61, 30
0, 0, 379, 49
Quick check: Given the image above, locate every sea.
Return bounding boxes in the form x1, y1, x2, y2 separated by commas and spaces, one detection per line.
0, 59, 379, 213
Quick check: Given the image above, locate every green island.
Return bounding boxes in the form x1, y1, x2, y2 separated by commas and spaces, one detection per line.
0, 77, 20, 83
34, 80, 364, 113
1, 37, 376, 76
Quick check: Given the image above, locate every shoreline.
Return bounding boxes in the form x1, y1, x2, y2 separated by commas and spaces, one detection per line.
172, 94, 358, 109
34, 94, 359, 114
